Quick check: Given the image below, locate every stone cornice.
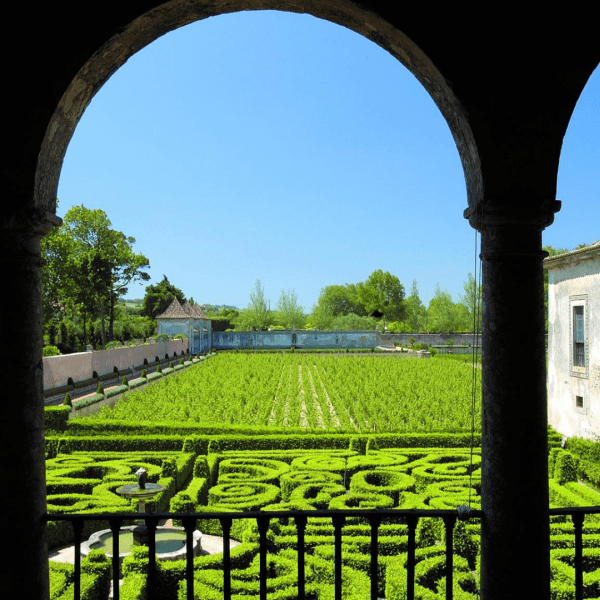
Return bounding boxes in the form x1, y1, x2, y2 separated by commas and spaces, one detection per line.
544, 240, 600, 270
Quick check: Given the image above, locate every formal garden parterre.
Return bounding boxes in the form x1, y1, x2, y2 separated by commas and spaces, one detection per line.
44, 353, 600, 599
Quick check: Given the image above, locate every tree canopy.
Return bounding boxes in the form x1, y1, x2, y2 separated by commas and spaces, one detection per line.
274, 288, 306, 330
356, 269, 406, 327
141, 276, 186, 320
235, 280, 271, 331
42, 205, 150, 346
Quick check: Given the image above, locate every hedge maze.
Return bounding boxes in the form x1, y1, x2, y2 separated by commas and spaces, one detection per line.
45, 427, 600, 600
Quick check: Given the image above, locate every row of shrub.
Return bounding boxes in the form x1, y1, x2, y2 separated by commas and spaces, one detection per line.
51, 356, 202, 416
44, 351, 196, 401
566, 436, 600, 490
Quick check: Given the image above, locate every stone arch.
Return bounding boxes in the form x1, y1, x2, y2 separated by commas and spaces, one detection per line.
35, 0, 482, 220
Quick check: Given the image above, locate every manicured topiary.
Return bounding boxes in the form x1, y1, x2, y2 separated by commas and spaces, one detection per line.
554, 450, 578, 484
454, 520, 478, 569
43, 345, 61, 357
366, 437, 380, 453
121, 376, 128, 386
416, 517, 442, 548
63, 392, 72, 408
96, 382, 104, 394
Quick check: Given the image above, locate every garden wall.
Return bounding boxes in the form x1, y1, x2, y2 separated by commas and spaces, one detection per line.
380, 333, 481, 346
212, 330, 379, 350
43, 339, 189, 390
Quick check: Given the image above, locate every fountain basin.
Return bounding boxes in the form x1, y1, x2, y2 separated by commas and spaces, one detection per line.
81, 526, 202, 564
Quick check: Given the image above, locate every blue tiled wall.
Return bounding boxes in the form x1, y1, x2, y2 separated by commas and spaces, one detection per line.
212, 330, 379, 349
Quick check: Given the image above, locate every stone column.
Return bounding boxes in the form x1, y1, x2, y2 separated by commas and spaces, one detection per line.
466, 201, 559, 600
0, 208, 61, 599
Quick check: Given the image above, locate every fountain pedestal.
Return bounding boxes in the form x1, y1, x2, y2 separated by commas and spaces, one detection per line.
116, 480, 167, 547
81, 468, 203, 570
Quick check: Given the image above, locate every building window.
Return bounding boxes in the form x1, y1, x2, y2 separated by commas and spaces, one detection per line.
570, 295, 588, 379
575, 395, 584, 409
573, 306, 585, 367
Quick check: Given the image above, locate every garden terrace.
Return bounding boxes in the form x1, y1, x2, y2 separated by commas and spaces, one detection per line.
44, 439, 600, 599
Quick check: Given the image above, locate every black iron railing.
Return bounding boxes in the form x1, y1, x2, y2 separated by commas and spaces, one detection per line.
47, 506, 599, 600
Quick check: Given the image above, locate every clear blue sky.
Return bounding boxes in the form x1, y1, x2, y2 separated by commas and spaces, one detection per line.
57, 10, 600, 311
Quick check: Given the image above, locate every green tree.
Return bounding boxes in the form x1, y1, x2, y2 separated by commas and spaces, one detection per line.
427, 284, 461, 333
356, 269, 406, 329
307, 303, 335, 330
274, 288, 306, 330
43, 205, 150, 346
403, 279, 427, 332
314, 283, 366, 318
141, 276, 186, 319
458, 272, 482, 332
236, 279, 271, 331
42, 217, 77, 331
331, 313, 378, 331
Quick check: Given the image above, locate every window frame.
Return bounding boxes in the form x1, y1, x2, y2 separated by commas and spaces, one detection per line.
569, 295, 589, 379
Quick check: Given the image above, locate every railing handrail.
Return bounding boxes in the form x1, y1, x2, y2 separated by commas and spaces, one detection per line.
46, 506, 485, 522
46, 505, 598, 600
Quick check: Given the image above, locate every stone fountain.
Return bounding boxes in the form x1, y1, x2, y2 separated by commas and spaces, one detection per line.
116, 467, 167, 545
81, 467, 202, 563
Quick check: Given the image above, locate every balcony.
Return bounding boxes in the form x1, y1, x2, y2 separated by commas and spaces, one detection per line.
48, 505, 600, 600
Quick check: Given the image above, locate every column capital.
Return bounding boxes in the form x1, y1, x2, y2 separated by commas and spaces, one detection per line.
464, 198, 561, 232
1, 207, 62, 237
0, 208, 62, 258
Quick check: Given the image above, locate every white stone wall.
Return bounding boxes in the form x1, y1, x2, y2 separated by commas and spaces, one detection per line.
43, 339, 188, 390
547, 255, 600, 439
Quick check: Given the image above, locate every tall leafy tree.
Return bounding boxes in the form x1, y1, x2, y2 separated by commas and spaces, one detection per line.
427, 285, 454, 333
141, 276, 186, 319
458, 273, 483, 333
314, 283, 366, 317
43, 204, 150, 346
275, 288, 305, 330
404, 279, 427, 332
357, 269, 406, 329
236, 279, 271, 331
427, 284, 471, 333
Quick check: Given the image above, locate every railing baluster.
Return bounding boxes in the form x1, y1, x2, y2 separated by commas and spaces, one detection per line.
146, 517, 158, 600
405, 514, 419, 600
332, 514, 345, 600
257, 515, 271, 600
294, 514, 307, 600
72, 519, 84, 600
183, 517, 197, 600
572, 512, 585, 600
369, 515, 381, 600
220, 517, 232, 600
443, 515, 457, 600
109, 517, 122, 600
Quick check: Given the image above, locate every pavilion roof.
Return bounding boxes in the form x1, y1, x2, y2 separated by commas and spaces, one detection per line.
155, 297, 189, 319
182, 301, 209, 320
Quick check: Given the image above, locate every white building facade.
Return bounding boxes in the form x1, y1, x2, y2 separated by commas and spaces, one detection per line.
545, 241, 600, 439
